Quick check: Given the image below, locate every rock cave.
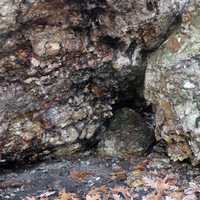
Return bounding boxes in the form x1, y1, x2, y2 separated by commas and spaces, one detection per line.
0, 0, 200, 199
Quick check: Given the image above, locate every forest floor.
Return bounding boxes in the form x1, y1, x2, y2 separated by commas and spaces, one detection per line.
1, 144, 200, 200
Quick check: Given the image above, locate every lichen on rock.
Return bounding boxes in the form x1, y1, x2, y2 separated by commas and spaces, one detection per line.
145, 1, 200, 165
0, 0, 190, 163
98, 107, 155, 157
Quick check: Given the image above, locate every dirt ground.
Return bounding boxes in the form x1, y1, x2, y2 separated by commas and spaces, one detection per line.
1, 144, 200, 200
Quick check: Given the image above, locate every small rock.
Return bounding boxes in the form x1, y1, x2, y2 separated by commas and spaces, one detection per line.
98, 108, 155, 157
144, 2, 200, 164
31, 57, 40, 67
45, 42, 60, 56
183, 81, 195, 89
61, 127, 79, 143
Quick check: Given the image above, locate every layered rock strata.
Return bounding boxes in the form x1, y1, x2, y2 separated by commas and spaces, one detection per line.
145, 1, 200, 165
0, 0, 189, 163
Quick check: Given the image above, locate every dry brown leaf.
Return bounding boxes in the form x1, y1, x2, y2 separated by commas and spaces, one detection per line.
111, 186, 132, 200
143, 192, 161, 200
143, 175, 177, 196
86, 186, 109, 200
183, 194, 198, 200
134, 160, 150, 171
111, 169, 127, 181
40, 197, 48, 200
182, 11, 193, 24
183, 187, 200, 200
23, 196, 49, 200
57, 191, 79, 200
69, 170, 94, 182
166, 36, 181, 53
170, 192, 184, 200
86, 191, 101, 200
23, 198, 35, 200
89, 84, 106, 97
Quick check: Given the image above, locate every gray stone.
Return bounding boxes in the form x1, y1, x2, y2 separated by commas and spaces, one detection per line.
144, 1, 200, 164
0, 0, 18, 33
0, 0, 189, 163
98, 108, 155, 157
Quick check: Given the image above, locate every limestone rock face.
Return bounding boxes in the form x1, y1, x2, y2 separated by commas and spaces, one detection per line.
0, 0, 19, 33
98, 108, 155, 157
0, 0, 189, 163
145, 1, 200, 165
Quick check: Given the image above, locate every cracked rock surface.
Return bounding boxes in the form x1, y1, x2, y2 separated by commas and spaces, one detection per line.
1, 149, 200, 200
0, 0, 189, 163
145, 1, 200, 165
98, 107, 155, 157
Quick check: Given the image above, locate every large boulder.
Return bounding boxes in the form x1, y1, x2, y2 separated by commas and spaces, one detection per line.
0, 0, 189, 163
98, 107, 155, 157
145, 1, 200, 165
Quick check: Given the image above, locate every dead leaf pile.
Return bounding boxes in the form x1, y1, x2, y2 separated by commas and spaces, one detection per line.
86, 186, 109, 200
69, 170, 94, 182
183, 187, 200, 200
23, 197, 37, 200
57, 191, 79, 200
134, 160, 150, 171
111, 168, 127, 181
111, 186, 132, 200
143, 175, 177, 200
86, 185, 133, 200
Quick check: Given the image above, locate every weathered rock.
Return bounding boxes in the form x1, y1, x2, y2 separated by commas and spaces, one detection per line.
98, 108, 155, 157
0, 0, 19, 33
145, 1, 200, 165
0, 0, 189, 163
1, 150, 200, 200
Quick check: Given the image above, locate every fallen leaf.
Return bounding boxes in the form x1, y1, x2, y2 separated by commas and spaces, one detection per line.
111, 168, 127, 181
183, 194, 198, 200
40, 197, 48, 200
86, 186, 109, 200
57, 191, 79, 200
143, 192, 162, 200
170, 192, 184, 200
183, 187, 200, 200
134, 160, 150, 171
182, 11, 193, 24
0, 179, 28, 189
88, 84, 106, 97
70, 170, 94, 182
23, 197, 36, 200
143, 175, 177, 196
111, 186, 132, 200
23, 196, 49, 200
166, 36, 181, 53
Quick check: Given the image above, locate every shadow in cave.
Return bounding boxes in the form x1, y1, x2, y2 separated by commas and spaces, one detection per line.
109, 95, 157, 153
